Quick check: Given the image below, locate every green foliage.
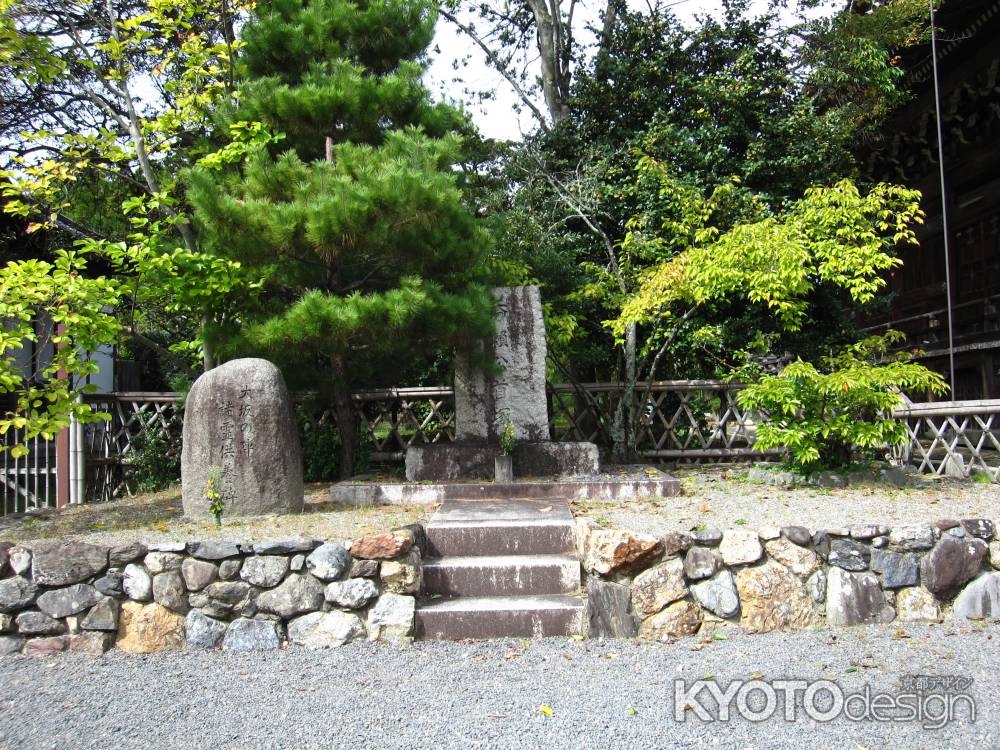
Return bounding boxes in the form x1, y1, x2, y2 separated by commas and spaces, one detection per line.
498, 419, 515, 455
205, 466, 224, 521
128, 425, 182, 493
737, 332, 948, 471
0, 249, 121, 455
297, 405, 372, 482
613, 176, 924, 338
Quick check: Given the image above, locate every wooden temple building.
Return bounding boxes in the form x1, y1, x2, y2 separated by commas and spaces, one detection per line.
863, 0, 1000, 399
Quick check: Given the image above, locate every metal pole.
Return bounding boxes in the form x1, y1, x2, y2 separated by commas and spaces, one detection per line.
929, 0, 957, 393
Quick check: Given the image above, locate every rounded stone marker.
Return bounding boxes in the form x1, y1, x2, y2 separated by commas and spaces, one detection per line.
181, 358, 303, 519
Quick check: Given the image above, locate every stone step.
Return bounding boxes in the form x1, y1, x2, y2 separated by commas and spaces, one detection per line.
422, 555, 581, 597
425, 498, 576, 557
415, 595, 586, 640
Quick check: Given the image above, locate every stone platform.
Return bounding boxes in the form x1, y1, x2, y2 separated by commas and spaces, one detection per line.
415, 498, 585, 640
329, 466, 681, 506
404, 441, 599, 481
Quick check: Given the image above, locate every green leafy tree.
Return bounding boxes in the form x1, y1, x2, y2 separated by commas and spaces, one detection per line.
188, 0, 495, 477
737, 332, 948, 471
0, 249, 121, 455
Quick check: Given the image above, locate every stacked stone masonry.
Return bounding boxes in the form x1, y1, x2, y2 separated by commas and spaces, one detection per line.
2, 516, 1000, 655
0, 528, 423, 656
581, 518, 1000, 639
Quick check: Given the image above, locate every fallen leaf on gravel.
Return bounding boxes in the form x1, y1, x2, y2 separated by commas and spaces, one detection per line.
751, 673, 764, 680
628, 708, 637, 715
698, 501, 710, 513
539, 705, 554, 717
713, 632, 727, 641
892, 629, 910, 640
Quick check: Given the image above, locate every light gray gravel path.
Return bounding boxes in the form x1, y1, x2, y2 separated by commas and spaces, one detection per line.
0, 622, 995, 750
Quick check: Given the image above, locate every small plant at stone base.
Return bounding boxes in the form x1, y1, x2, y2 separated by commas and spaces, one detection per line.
736, 332, 948, 473
205, 467, 224, 526
499, 419, 516, 456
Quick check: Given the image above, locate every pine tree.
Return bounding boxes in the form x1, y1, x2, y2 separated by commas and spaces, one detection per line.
188, 0, 494, 478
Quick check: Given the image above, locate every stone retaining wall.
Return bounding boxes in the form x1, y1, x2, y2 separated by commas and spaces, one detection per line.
581, 518, 1000, 639
0, 527, 423, 656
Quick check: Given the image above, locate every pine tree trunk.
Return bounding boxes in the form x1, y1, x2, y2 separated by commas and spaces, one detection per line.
331, 358, 355, 480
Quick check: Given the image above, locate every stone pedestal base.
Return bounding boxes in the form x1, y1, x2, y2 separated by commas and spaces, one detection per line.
405, 441, 600, 481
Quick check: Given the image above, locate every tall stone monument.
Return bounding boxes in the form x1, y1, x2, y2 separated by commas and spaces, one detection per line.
182, 358, 303, 518
406, 286, 599, 481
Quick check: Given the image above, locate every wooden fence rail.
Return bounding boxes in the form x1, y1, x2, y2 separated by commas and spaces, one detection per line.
3, 384, 998, 512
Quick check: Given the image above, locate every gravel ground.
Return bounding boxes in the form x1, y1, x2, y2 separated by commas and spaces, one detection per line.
0, 486, 427, 546
585, 467, 1000, 537
0, 622, 994, 750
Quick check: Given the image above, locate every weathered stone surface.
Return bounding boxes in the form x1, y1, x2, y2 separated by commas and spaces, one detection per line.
920, 536, 988, 595
0, 542, 11, 576
223, 618, 283, 651
30, 541, 108, 586
0, 636, 22, 654
691, 530, 723, 547
187, 541, 241, 560
872, 536, 888, 549
392, 524, 427, 557
639, 600, 702, 640
36, 583, 102, 619
897, 587, 941, 622
380, 550, 421, 595
944, 527, 965, 538
253, 537, 319, 555
185, 609, 228, 649
961, 519, 995, 541
454, 286, 550, 443
735, 560, 818, 633
719, 530, 762, 566
306, 543, 351, 582
325, 578, 378, 609
849, 525, 883, 540
109, 542, 147, 568
584, 529, 662, 576
952, 572, 1000, 620
807, 570, 827, 603
758, 527, 781, 541
870, 549, 919, 589
889, 525, 935, 552
691, 570, 740, 619
23, 636, 66, 656
828, 539, 870, 571
122, 564, 153, 601
153, 571, 189, 614
812, 531, 831, 559
780, 526, 812, 547
0, 576, 40, 613
0, 613, 10, 632
116, 602, 185, 653
826, 569, 894, 626
182, 358, 304, 518
148, 542, 187, 553
682, 547, 720, 581
764, 538, 819, 578
81, 597, 120, 631
16, 610, 65, 635
990, 541, 1000, 570
9, 547, 31, 575
367, 593, 415, 644
240, 556, 289, 588
218, 559, 242, 580
68, 631, 115, 656
350, 533, 412, 560
144, 551, 183, 575
288, 611, 364, 649
94, 569, 124, 597
200, 581, 254, 619
180, 558, 218, 592
255, 574, 324, 618
631, 558, 687, 617
349, 559, 379, 578
660, 532, 693, 557
290, 554, 306, 572
586, 577, 637, 638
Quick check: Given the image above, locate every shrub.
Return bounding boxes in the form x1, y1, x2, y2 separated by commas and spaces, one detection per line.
297, 406, 372, 482
736, 332, 948, 471
128, 425, 182, 492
